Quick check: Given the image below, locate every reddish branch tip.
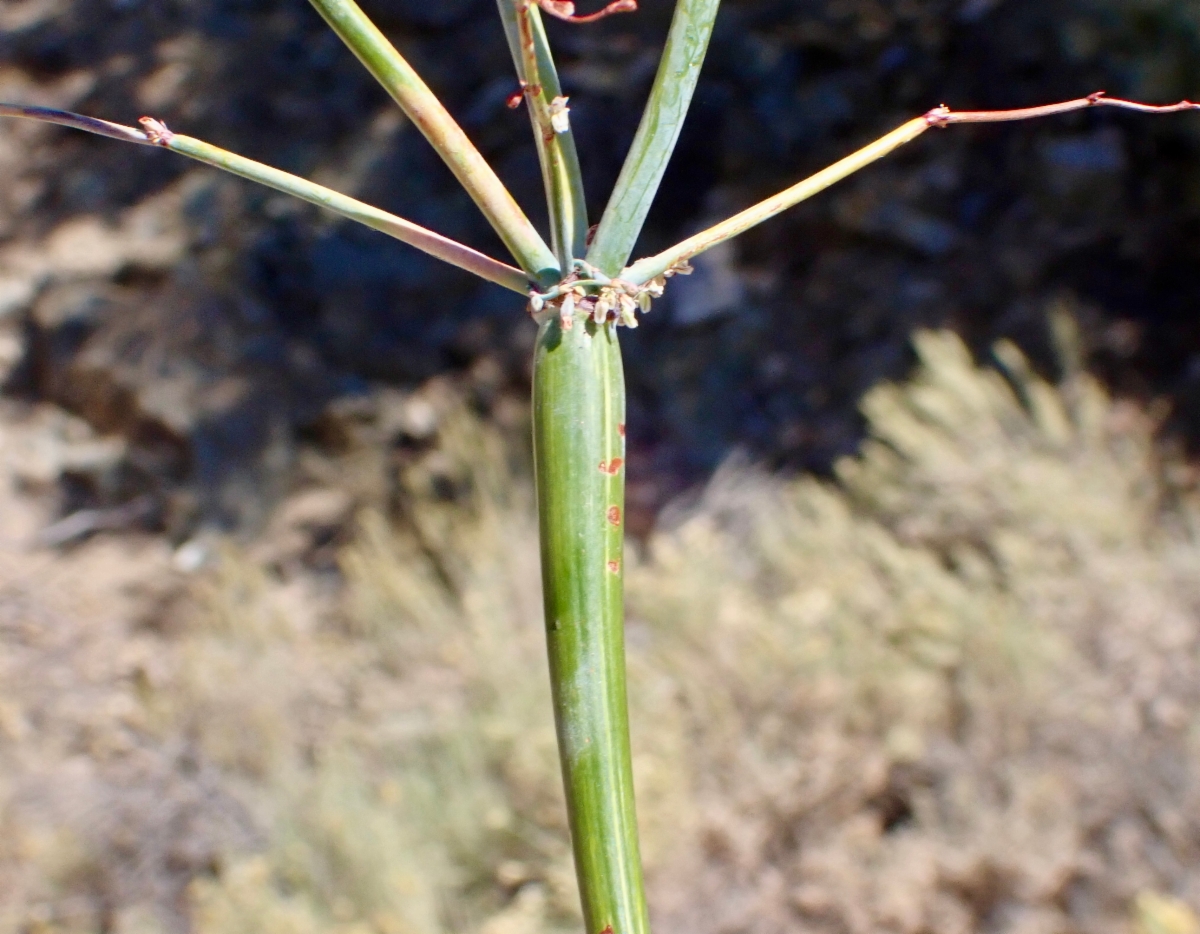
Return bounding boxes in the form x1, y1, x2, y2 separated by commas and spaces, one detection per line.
923, 91, 1199, 128
138, 116, 174, 146
536, 0, 637, 24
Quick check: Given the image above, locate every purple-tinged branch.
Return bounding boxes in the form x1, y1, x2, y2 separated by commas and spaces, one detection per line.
0, 102, 153, 146
0, 105, 530, 293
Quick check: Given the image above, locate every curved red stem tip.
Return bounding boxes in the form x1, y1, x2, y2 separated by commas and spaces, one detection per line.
536, 0, 637, 24
923, 91, 1199, 128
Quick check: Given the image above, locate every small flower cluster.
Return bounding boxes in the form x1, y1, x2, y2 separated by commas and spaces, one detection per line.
528, 260, 692, 329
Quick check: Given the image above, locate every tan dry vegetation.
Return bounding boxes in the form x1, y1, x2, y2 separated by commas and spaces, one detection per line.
2, 328, 1199, 934
628, 327, 1200, 934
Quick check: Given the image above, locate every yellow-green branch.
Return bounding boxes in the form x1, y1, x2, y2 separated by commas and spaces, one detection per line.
623, 92, 1199, 285
307, 0, 559, 284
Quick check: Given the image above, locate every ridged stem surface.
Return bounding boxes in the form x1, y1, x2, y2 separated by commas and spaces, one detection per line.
532, 317, 649, 934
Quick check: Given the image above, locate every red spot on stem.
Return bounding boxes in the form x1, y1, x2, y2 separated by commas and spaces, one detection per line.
617, 423, 626, 437
607, 560, 620, 574
599, 927, 614, 934
607, 506, 622, 527
598, 457, 624, 475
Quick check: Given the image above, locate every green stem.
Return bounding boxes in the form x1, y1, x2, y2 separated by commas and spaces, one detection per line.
623, 92, 1200, 284
0, 105, 530, 293
500, 0, 590, 267
585, 0, 722, 276
621, 116, 930, 284
166, 134, 530, 293
306, 0, 559, 284
532, 316, 648, 934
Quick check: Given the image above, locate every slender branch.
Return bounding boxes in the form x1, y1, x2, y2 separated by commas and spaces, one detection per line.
926, 91, 1199, 125
585, 0, 722, 277
0, 102, 154, 145
500, 0, 589, 267
306, 0, 559, 284
0, 106, 530, 293
622, 92, 1200, 285
621, 117, 928, 284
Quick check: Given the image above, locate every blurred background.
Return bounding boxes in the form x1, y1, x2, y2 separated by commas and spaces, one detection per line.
1, 0, 1199, 931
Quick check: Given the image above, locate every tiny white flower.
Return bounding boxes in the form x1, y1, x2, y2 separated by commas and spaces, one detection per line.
549, 96, 571, 134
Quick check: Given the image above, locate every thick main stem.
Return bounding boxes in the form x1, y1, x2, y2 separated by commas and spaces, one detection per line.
532, 317, 649, 934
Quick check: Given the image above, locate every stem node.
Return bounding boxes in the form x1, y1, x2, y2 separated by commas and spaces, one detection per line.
138, 117, 174, 146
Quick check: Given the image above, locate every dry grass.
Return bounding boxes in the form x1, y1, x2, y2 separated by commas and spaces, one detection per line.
627, 327, 1200, 933
2, 327, 1199, 933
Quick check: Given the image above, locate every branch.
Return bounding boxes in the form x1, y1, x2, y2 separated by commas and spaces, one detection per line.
0, 103, 153, 145
500, 0, 589, 267
0, 105, 530, 294
622, 92, 1200, 285
306, 0, 558, 284
585, 0, 721, 277
925, 91, 1199, 126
